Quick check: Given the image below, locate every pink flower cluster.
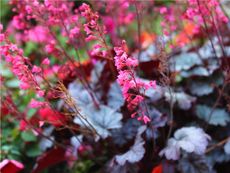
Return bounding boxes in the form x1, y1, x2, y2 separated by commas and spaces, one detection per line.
9, 0, 81, 55
26, 26, 51, 43
80, 3, 102, 42
114, 41, 156, 124
0, 28, 49, 101
185, 0, 228, 25
1, 44, 41, 94
160, 6, 178, 36
93, 0, 136, 44
158, 0, 228, 49
103, 0, 135, 26
0, 24, 4, 42
29, 99, 48, 108
79, 3, 109, 58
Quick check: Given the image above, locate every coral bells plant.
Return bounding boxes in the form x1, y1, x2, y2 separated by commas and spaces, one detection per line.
1, 1, 230, 173
114, 40, 156, 123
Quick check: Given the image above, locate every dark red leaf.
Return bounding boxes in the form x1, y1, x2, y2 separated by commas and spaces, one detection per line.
31, 147, 66, 173
39, 108, 66, 127
152, 163, 163, 173
0, 159, 24, 173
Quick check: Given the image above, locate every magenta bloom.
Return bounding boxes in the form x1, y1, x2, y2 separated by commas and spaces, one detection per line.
114, 40, 156, 124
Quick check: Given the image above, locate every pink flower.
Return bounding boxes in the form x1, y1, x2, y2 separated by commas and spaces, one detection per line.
160, 7, 167, 14
1, 43, 43, 95
42, 58, 50, 65
19, 82, 30, 90
70, 27, 80, 38
85, 35, 97, 42
131, 112, 137, 118
127, 95, 144, 111
186, 8, 195, 19
32, 65, 41, 73
25, 5, 32, 14
0, 23, 3, 31
114, 40, 155, 124
104, 17, 115, 33
149, 80, 157, 89
45, 44, 55, 53
27, 26, 50, 43
37, 90, 45, 97
143, 115, 151, 124
29, 99, 47, 108
137, 115, 151, 124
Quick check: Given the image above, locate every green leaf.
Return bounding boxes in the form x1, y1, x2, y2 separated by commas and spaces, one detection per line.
24, 41, 37, 56
11, 149, 21, 155
8, 154, 20, 161
21, 131, 37, 142
0, 66, 13, 77
25, 144, 42, 157
5, 79, 20, 88
11, 128, 20, 139
2, 145, 12, 152
27, 108, 37, 118
196, 105, 230, 126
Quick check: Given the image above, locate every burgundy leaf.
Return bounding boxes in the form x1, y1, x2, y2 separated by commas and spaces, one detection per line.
31, 147, 66, 173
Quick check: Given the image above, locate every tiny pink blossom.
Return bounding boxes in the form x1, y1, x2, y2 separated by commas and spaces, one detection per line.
131, 112, 137, 118
37, 90, 45, 97
160, 7, 167, 14
39, 121, 44, 127
143, 115, 151, 124
45, 44, 55, 53
0, 24, 3, 32
70, 27, 80, 38
137, 115, 151, 124
32, 65, 41, 73
150, 80, 157, 89
19, 82, 30, 90
42, 58, 50, 65
85, 35, 97, 42
29, 99, 47, 108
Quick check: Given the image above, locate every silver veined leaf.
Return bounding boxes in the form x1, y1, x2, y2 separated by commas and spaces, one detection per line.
70, 135, 83, 156
164, 91, 196, 110
160, 127, 210, 160
170, 53, 202, 71
68, 82, 92, 108
108, 82, 124, 110
189, 73, 224, 96
207, 148, 230, 164
74, 104, 122, 140
91, 61, 106, 85
39, 126, 54, 151
138, 78, 163, 101
180, 67, 209, 78
224, 140, 230, 155
190, 82, 213, 96
112, 119, 141, 146
178, 154, 213, 173
115, 126, 146, 165
196, 105, 230, 126
145, 107, 167, 139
